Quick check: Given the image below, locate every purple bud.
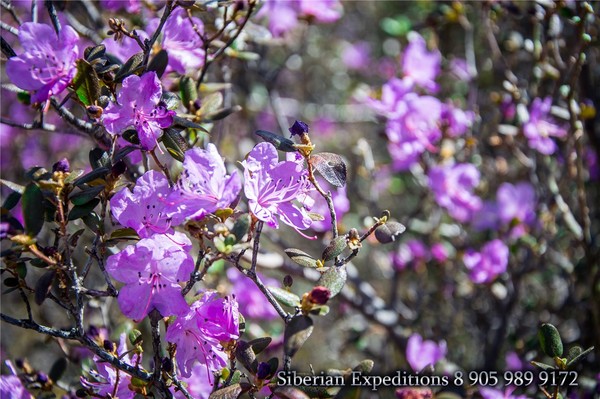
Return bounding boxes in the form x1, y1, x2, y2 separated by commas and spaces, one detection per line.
103, 339, 115, 352
289, 120, 309, 137
53, 158, 70, 173
161, 357, 173, 373
37, 372, 49, 383
308, 286, 331, 305
283, 275, 293, 287
256, 362, 271, 380
87, 325, 100, 338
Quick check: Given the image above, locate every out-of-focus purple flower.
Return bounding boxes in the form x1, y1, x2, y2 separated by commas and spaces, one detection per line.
80, 334, 139, 399
401, 32, 441, 93
442, 103, 474, 137
243, 142, 313, 232
172, 363, 213, 399
147, 9, 205, 74
0, 361, 31, 399
307, 178, 350, 233
311, 117, 336, 138
101, 0, 142, 13
585, 149, 599, 181
166, 291, 239, 379
366, 78, 413, 117
6, 23, 79, 103
505, 352, 526, 371
106, 232, 193, 321
405, 333, 446, 372
164, 144, 241, 222
396, 388, 433, 399
110, 170, 181, 238
523, 97, 567, 155
102, 30, 148, 63
341, 41, 370, 71
497, 182, 536, 232
391, 239, 429, 270
299, 0, 343, 23
471, 201, 499, 231
430, 243, 448, 262
480, 387, 529, 399
464, 239, 509, 284
501, 95, 516, 121
448, 57, 472, 82
103, 72, 175, 150
429, 163, 482, 223
227, 268, 279, 320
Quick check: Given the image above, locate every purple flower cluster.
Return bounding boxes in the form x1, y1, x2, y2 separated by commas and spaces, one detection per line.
7, 22, 79, 103
405, 333, 446, 372
367, 33, 473, 170
523, 97, 567, 155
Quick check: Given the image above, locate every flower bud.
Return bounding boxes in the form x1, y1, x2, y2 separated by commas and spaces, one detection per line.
256, 362, 271, 380
103, 339, 115, 352
37, 372, 49, 383
52, 158, 70, 173
289, 120, 309, 137
283, 275, 293, 288
308, 286, 331, 305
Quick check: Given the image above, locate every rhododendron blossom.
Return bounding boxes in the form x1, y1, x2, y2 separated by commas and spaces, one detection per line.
166, 292, 239, 379
227, 268, 279, 320
80, 334, 139, 399
243, 142, 313, 231
165, 144, 241, 221
102, 72, 175, 150
406, 333, 446, 372
523, 97, 567, 155
106, 232, 193, 321
428, 163, 482, 223
110, 170, 180, 238
401, 32, 441, 92
464, 239, 509, 284
6, 22, 79, 103
0, 361, 31, 399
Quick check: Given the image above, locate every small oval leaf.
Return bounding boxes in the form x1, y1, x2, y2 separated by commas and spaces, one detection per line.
68, 199, 100, 221
22, 183, 45, 237
256, 130, 298, 153
147, 49, 169, 78
316, 265, 346, 298
208, 383, 243, 399
309, 153, 347, 187
162, 128, 189, 162
72, 167, 110, 186
114, 52, 144, 82
70, 185, 105, 206
248, 337, 272, 355
284, 248, 318, 268
321, 236, 347, 262
35, 270, 55, 305
235, 340, 257, 373
284, 315, 314, 358
267, 286, 301, 308
374, 221, 406, 244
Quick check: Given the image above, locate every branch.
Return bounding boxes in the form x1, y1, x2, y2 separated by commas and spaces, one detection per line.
143, 0, 176, 69
1, 20, 18, 36
1, 0, 22, 25
1, 36, 16, 58
1, 313, 77, 339
0, 117, 56, 132
44, 0, 61, 34
149, 310, 163, 381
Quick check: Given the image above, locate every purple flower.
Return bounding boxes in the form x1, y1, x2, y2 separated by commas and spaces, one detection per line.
307, 178, 350, 233
243, 142, 313, 232
106, 232, 193, 321
110, 171, 180, 238
401, 32, 441, 93
523, 97, 567, 155
441, 103, 474, 137
496, 182, 536, 237
164, 144, 241, 221
289, 120, 309, 137
80, 334, 139, 399
480, 387, 529, 399
6, 22, 79, 103
391, 239, 429, 270
405, 333, 446, 372
166, 292, 239, 379
102, 30, 148, 64
102, 72, 175, 150
299, 0, 343, 23
429, 163, 482, 223
430, 243, 448, 263
464, 239, 509, 284
101, 0, 142, 13
505, 352, 526, 371
0, 361, 31, 399
227, 268, 279, 320
147, 9, 205, 74
366, 77, 413, 117
172, 363, 213, 399
256, 0, 300, 37
471, 201, 500, 231
341, 41, 371, 71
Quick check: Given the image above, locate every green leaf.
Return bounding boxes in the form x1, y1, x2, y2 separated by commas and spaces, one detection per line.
64, 169, 85, 184
3, 191, 21, 210
84, 44, 106, 62
172, 116, 209, 133
309, 153, 347, 188
231, 214, 251, 242
566, 346, 595, 367
267, 286, 301, 307
113, 146, 137, 164
69, 185, 105, 206
72, 59, 101, 106
316, 265, 346, 298
272, 387, 311, 399
284, 248, 318, 268
0, 179, 25, 194
89, 148, 110, 169
208, 383, 243, 399
200, 105, 242, 122
114, 52, 144, 82
322, 236, 347, 262
109, 228, 140, 240
374, 221, 406, 244
147, 49, 169, 78
72, 167, 110, 186
48, 357, 67, 383
180, 76, 198, 110
82, 212, 101, 233
284, 315, 314, 358
530, 360, 555, 370
68, 199, 100, 221
248, 337, 272, 355
22, 183, 45, 237
256, 130, 297, 153
161, 128, 189, 162
538, 323, 563, 357
235, 340, 257, 373
34, 270, 55, 305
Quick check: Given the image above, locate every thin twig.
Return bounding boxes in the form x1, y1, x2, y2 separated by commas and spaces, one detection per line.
65, 11, 102, 44
0, 117, 56, 132
44, 0, 61, 34
143, 0, 176, 69
149, 310, 163, 381
251, 221, 263, 274
1, 21, 18, 36
1, 0, 22, 25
